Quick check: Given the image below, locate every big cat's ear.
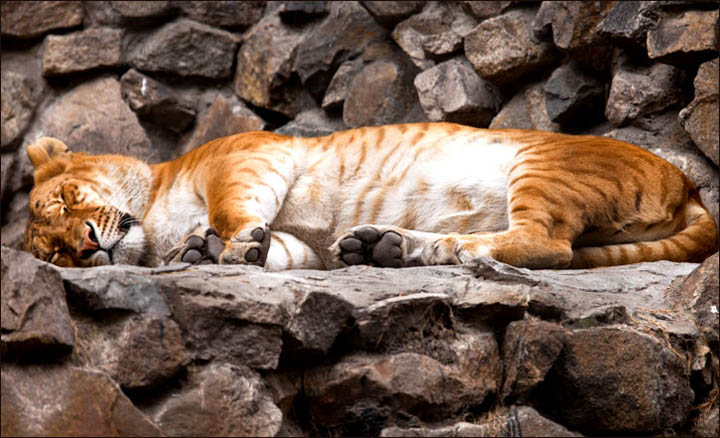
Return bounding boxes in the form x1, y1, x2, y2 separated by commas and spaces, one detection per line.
26, 137, 70, 169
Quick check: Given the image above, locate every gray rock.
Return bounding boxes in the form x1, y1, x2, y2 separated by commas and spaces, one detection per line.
459, 1, 512, 20
128, 18, 239, 79
540, 326, 694, 434
278, 1, 329, 23
361, 1, 425, 27
544, 62, 605, 126
120, 69, 196, 134
606, 56, 683, 127
1, 363, 161, 436
42, 28, 124, 77
679, 58, 719, 166
1, 246, 74, 356
647, 9, 719, 64
275, 107, 346, 138
0, 1, 83, 38
321, 58, 364, 111
152, 363, 283, 437
600, 1, 660, 49
465, 8, 559, 85
392, 2, 476, 70
286, 290, 354, 353
108, 1, 174, 24
181, 95, 265, 154
489, 80, 561, 132
414, 57, 502, 127
0, 192, 28, 250
174, 1, 264, 28
1, 71, 43, 148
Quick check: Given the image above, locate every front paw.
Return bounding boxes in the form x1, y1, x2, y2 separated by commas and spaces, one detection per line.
331, 225, 409, 268
219, 226, 270, 266
165, 227, 226, 265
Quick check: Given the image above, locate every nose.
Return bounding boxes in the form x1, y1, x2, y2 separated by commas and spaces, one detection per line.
82, 223, 99, 252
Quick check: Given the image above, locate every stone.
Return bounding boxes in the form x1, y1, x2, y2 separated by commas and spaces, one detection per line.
361, 1, 425, 27
501, 320, 568, 403
0, 193, 28, 251
294, 1, 386, 100
121, 69, 196, 134
414, 57, 502, 127
464, 9, 559, 85
279, 1, 329, 23
1, 71, 42, 148
343, 58, 422, 128
1, 364, 162, 436
234, 11, 309, 117
1, 246, 74, 357
459, 1, 512, 20
0, 1, 83, 38
286, 290, 354, 354
42, 28, 124, 77
152, 363, 283, 437
606, 57, 683, 127
128, 18, 239, 79
275, 108, 346, 138
174, 0, 265, 29
544, 62, 605, 126
321, 58, 364, 111
538, 326, 694, 434
108, 1, 174, 23
392, 2, 476, 70
181, 95, 265, 154
647, 9, 719, 64
72, 313, 189, 389
600, 1, 660, 49
679, 58, 719, 166
489, 81, 561, 132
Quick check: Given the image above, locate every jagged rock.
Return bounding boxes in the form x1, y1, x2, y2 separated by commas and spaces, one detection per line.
1, 364, 162, 436
647, 9, 719, 64
343, 58, 422, 128
501, 320, 568, 402
152, 363, 283, 437
294, 1, 386, 100
233, 11, 309, 117
321, 58, 364, 111
181, 95, 265, 154
391, 2, 476, 70
414, 57, 502, 127
691, 396, 720, 438
120, 69, 196, 134
0, 193, 28, 251
128, 18, 238, 79
1, 247, 74, 357
539, 326, 694, 434
72, 313, 189, 389
361, 1, 425, 27
605, 56, 683, 127
600, 1, 660, 49
489, 81, 561, 132
679, 58, 719, 166
286, 290, 354, 354
174, 1, 264, 29
108, 1, 174, 24
459, 1, 512, 20
42, 28, 124, 77
544, 62, 605, 126
275, 108, 346, 137
464, 8, 559, 85
0, 1, 83, 38
1, 71, 43, 149
278, 1, 329, 23
380, 406, 580, 437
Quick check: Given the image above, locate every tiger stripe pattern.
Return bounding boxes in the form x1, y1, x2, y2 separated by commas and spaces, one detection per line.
25, 123, 717, 270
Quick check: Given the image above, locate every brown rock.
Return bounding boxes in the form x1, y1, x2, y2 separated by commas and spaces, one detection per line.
1, 246, 74, 357
459, 1, 512, 20
600, 1, 660, 49
285, 290, 354, 354
539, 326, 694, 434
181, 95, 265, 154
153, 363, 282, 437
489, 81, 561, 132
108, 1, 174, 23
278, 1, 329, 23
234, 11, 309, 117
464, 9, 559, 85
121, 68, 196, 134
501, 320, 568, 402
647, 9, 719, 64
321, 58, 364, 111
414, 57, 502, 127
392, 2, 476, 69
679, 58, 719, 166
174, 0, 264, 29
275, 108, 346, 137
1, 363, 161, 436
361, 1, 425, 27
128, 18, 238, 79
42, 28, 124, 77
675, 253, 719, 356
0, 1, 83, 38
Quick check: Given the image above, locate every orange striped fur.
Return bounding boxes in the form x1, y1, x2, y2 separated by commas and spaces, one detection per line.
25, 123, 717, 270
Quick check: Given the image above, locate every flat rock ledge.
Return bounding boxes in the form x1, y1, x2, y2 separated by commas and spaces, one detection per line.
1, 245, 718, 437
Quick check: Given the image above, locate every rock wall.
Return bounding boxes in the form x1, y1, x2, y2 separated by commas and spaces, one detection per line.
1, 1, 719, 436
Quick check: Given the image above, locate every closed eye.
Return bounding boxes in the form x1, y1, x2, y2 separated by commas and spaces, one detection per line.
49, 252, 60, 264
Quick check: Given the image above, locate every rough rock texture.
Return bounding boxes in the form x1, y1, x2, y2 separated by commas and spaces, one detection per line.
1, 1, 720, 436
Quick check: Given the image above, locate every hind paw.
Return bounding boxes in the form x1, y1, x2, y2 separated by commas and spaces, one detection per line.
332, 225, 421, 268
